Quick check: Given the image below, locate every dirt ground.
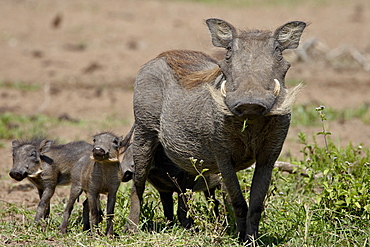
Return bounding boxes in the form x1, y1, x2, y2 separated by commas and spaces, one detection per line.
1, 0, 369, 216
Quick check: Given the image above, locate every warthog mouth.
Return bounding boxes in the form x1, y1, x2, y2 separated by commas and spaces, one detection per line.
90, 154, 119, 162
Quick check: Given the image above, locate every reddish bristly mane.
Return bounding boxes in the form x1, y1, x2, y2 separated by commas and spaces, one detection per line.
157, 50, 222, 89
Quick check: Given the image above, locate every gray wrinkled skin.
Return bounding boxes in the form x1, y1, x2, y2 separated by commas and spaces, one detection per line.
59, 132, 126, 236
126, 18, 306, 242
10, 138, 92, 222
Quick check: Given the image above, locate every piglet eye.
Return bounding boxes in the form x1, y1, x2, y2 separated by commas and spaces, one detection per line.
113, 138, 118, 145
113, 138, 119, 147
225, 47, 232, 60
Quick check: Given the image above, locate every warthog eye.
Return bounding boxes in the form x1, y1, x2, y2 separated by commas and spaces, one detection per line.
112, 137, 119, 149
29, 151, 37, 157
225, 47, 232, 60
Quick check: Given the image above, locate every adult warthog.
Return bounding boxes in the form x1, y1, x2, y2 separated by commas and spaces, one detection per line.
125, 18, 306, 242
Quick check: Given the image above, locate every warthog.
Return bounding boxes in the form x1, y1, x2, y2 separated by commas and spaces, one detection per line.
125, 18, 306, 242
60, 132, 128, 235
10, 138, 92, 222
121, 128, 220, 228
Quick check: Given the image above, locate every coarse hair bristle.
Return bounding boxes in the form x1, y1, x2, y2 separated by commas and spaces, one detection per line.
158, 50, 222, 89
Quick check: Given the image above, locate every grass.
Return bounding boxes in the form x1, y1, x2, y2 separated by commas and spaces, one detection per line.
0, 80, 40, 91
0, 112, 132, 147
1, 106, 369, 246
0, 113, 59, 143
291, 103, 370, 127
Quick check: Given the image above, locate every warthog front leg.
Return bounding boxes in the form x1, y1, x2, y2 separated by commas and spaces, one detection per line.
82, 197, 104, 232
105, 190, 118, 236
245, 115, 290, 242
60, 185, 82, 234
246, 161, 274, 242
88, 192, 101, 233
217, 157, 248, 241
35, 187, 55, 222
124, 130, 156, 233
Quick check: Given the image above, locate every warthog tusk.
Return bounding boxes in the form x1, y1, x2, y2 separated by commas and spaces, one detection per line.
28, 169, 43, 178
274, 79, 281, 97
90, 155, 119, 162
220, 80, 227, 97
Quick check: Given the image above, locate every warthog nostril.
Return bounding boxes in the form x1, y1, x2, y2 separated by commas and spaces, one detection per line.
9, 170, 27, 181
93, 147, 106, 156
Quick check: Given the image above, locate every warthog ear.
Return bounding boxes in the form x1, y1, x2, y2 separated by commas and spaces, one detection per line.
117, 136, 125, 148
39, 139, 53, 155
206, 18, 237, 48
274, 21, 306, 50
12, 140, 20, 148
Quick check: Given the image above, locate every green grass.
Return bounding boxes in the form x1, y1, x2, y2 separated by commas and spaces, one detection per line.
0, 80, 40, 91
1, 135, 369, 246
2, 135, 369, 246
0, 113, 59, 140
291, 104, 370, 127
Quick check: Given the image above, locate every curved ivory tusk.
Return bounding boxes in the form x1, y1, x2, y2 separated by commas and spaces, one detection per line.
220, 80, 227, 97
28, 169, 43, 178
274, 79, 281, 97
108, 157, 119, 162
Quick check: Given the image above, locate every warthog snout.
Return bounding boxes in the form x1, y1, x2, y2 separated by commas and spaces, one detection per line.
92, 147, 106, 159
9, 169, 27, 181
120, 143, 135, 182
122, 170, 133, 182
232, 102, 268, 119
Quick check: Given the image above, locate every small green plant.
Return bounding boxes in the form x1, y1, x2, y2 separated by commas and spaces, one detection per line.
300, 105, 370, 220
315, 105, 331, 153
190, 157, 210, 193
241, 119, 248, 132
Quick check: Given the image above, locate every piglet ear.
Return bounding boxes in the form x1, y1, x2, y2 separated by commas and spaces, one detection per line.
206, 18, 237, 48
12, 140, 20, 148
274, 21, 306, 50
118, 136, 125, 148
39, 139, 53, 155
